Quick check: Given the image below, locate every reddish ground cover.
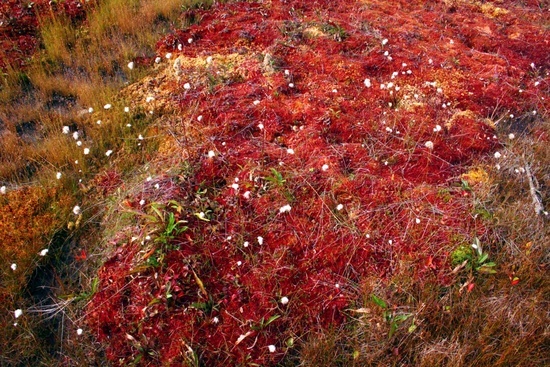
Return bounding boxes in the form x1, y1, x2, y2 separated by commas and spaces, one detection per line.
0, 0, 87, 70
86, 0, 548, 365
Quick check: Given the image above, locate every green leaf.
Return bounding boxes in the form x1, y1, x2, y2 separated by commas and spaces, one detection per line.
371, 294, 387, 309
478, 252, 489, 264
461, 179, 471, 191
150, 204, 164, 222
190, 302, 208, 310
477, 264, 497, 274
285, 337, 294, 348
90, 276, 99, 294
393, 313, 412, 323
264, 314, 281, 327
389, 321, 398, 338
148, 298, 161, 307
408, 323, 417, 333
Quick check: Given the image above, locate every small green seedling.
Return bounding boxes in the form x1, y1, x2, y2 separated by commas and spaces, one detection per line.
371, 294, 414, 338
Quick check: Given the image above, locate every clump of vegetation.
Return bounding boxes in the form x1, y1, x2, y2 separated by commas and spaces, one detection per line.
1, 0, 548, 366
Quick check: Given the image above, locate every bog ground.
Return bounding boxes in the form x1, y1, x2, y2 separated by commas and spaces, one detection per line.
1, 1, 549, 366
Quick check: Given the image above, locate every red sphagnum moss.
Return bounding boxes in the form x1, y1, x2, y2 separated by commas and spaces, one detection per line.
86, 0, 549, 365
0, 0, 88, 70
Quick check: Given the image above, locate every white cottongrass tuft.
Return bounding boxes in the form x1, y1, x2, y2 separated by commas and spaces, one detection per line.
280, 296, 289, 305
105, 150, 113, 157
494, 151, 502, 159
166, 53, 172, 59
155, 56, 162, 64
336, 203, 344, 211
184, 83, 191, 90
415, 218, 421, 224
253, 100, 260, 105
76, 141, 82, 147
73, 205, 81, 215
197, 115, 203, 121
208, 150, 216, 158
268, 345, 276, 353
104, 103, 112, 110
231, 183, 239, 190
76, 328, 83, 336
56, 172, 62, 180
0, 186, 6, 194
39, 249, 49, 256
257, 236, 264, 245
288, 83, 295, 88
433, 125, 442, 132
11, 263, 17, 271
243, 191, 251, 199
382, 38, 388, 45
124, 106, 130, 113
188, 38, 193, 44
14, 309, 23, 319
508, 133, 515, 140
286, 148, 295, 155
364, 78, 371, 88
96, 120, 102, 125
424, 141, 434, 150
279, 204, 292, 213
258, 123, 264, 130
243, 241, 249, 248
72, 131, 79, 140
139, 199, 145, 206
83, 148, 90, 155
146, 96, 155, 103
62, 126, 70, 134
322, 164, 329, 171
127, 61, 134, 70
206, 56, 213, 64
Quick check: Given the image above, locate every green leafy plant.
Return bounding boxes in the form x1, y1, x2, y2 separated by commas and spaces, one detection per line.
371, 294, 414, 339
320, 22, 348, 41
264, 168, 286, 188
451, 237, 497, 275
251, 314, 281, 332
136, 201, 188, 268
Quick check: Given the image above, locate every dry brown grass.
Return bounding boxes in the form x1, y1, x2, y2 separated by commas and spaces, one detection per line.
0, 1, 204, 365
